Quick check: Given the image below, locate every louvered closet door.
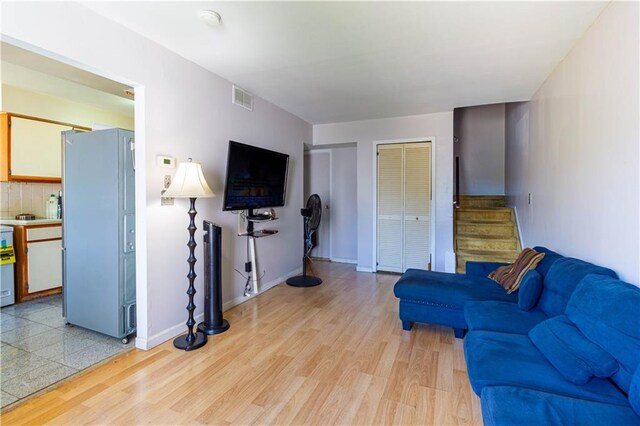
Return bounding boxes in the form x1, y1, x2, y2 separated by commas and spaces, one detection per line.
403, 143, 432, 270
377, 145, 404, 272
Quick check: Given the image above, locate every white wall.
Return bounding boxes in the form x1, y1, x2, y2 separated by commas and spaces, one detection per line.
505, 2, 639, 284
455, 103, 505, 195
313, 112, 454, 273
1, 2, 312, 348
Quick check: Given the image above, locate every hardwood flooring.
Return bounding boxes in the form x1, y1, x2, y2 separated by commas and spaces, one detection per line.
1, 261, 482, 425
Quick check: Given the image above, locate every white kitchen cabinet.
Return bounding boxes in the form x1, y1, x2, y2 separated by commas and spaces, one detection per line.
13, 224, 62, 301
0, 112, 89, 183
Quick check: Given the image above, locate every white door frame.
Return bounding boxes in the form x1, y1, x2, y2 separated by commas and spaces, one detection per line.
372, 137, 436, 273
305, 149, 332, 260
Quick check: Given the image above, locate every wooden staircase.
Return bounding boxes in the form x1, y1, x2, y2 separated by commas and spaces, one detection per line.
455, 195, 521, 273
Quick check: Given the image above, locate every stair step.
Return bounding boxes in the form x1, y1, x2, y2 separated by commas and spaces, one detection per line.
456, 236, 519, 251
456, 222, 516, 237
456, 249, 520, 271
456, 208, 513, 222
458, 195, 506, 208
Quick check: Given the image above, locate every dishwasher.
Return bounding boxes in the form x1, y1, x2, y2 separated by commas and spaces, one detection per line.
0, 225, 16, 307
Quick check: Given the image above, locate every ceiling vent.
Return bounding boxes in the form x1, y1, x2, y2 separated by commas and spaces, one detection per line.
232, 85, 253, 111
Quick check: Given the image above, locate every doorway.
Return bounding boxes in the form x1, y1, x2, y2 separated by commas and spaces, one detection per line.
376, 141, 433, 273
304, 150, 331, 260
0, 42, 139, 408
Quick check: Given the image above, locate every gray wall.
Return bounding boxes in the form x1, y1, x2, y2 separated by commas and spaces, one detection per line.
455, 103, 505, 195
505, 2, 639, 284
3, 2, 312, 348
313, 111, 455, 273
330, 146, 357, 262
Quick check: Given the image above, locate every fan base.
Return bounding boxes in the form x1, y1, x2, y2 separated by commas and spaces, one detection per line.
286, 275, 323, 287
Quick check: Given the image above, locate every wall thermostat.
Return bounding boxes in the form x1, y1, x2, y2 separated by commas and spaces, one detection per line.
156, 155, 176, 168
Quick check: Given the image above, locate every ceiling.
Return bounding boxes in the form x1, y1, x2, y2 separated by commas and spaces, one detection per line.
83, 1, 607, 124
1, 42, 134, 115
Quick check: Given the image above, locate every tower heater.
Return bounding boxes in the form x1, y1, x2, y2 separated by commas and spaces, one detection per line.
198, 221, 230, 335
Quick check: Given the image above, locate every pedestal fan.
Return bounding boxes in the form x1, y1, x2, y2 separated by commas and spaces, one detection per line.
287, 194, 323, 287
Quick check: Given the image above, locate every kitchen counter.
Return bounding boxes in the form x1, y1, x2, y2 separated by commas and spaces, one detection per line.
0, 218, 62, 226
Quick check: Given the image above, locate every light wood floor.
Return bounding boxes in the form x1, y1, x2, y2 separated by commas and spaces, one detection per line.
1, 261, 482, 425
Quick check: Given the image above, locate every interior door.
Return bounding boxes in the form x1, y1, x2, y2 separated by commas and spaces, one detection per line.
304, 151, 331, 259
376, 142, 432, 273
377, 145, 403, 272
403, 143, 432, 270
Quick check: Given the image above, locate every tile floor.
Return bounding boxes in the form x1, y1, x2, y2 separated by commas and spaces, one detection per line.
0, 295, 131, 408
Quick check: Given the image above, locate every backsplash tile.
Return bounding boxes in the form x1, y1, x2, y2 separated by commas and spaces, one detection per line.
0, 182, 62, 219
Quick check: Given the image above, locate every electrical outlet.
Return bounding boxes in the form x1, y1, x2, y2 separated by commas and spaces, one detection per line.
161, 175, 174, 205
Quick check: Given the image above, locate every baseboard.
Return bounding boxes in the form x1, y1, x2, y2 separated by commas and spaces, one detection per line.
356, 266, 375, 273
138, 312, 205, 350
331, 257, 357, 264
222, 266, 302, 311
138, 266, 302, 350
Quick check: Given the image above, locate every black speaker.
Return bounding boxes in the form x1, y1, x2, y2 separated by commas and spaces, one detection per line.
198, 221, 230, 335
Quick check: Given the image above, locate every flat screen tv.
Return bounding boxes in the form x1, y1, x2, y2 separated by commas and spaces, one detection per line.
222, 141, 290, 211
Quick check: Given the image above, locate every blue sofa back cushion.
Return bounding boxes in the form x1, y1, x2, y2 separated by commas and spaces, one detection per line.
529, 315, 618, 385
518, 270, 543, 311
537, 257, 617, 318
565, 274, 640, 393
532, 246, 563, 277
631, 368, 640, 417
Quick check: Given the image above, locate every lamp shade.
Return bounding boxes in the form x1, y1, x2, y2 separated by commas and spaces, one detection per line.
164, 159, 215, 198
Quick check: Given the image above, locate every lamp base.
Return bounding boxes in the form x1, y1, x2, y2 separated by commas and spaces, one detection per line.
197, 319, 230, 335
173, 332, 207, 351
286, 275, 323, 287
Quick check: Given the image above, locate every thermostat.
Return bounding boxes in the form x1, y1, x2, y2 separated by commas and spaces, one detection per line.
156, 155, 176, 168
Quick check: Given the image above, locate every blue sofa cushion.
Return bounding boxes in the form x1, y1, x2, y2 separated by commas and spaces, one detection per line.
630, 367, 640, 417
529, 316, 618, 385
537, 257, 617, 318
518, 270, 543, 311
466, 261, 509, 277
481, 386, 640, 426
464, 330, 627, 405
465, 301, 548, 334
565, 274, 640, 393
394, 269, 517, 308
531, 246, 563, 277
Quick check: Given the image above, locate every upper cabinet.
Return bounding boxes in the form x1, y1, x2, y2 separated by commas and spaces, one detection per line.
0, 112, 90, 183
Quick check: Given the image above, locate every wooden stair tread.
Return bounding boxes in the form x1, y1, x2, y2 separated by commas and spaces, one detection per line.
456, 233, 516, 241
456, 207, 512, 212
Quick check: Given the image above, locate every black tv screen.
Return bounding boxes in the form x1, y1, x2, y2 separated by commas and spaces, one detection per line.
223, 141, 290, 211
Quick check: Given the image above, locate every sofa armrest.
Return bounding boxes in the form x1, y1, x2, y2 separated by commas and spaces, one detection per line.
465, 261, 509, 277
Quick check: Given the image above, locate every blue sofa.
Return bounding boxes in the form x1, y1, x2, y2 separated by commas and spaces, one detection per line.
466, 274, 640, 425
393, 247, 639, 424
393, 246, 563, 337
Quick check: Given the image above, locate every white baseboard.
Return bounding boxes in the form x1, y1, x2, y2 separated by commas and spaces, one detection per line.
222, 267, 302, 311
356, 266, 375, 273
138, 267, 302, 350
331, 257, 357, 264
138, 312, 205, 350
511, 205, 525, 248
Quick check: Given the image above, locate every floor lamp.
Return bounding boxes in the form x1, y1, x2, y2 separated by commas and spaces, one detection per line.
163, 158, 215, 351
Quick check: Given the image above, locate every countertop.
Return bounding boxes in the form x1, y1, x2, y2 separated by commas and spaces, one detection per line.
0, 218, 62, 226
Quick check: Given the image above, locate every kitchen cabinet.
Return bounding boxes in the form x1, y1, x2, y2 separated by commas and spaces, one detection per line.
0, 112, 90, 183
13, 223, 62, 302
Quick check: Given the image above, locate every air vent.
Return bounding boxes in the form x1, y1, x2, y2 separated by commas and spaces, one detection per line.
232, 85, 253, 111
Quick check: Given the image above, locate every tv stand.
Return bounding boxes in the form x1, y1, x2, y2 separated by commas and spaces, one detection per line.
238, 209, 278, 294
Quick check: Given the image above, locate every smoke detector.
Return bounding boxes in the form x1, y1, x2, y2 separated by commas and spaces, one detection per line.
199, 10, 221, 27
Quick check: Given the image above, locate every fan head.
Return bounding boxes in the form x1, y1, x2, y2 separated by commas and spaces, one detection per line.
305, 194, 322, 230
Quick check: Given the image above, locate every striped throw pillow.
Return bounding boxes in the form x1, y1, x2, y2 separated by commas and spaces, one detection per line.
488, 248, 546, 293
